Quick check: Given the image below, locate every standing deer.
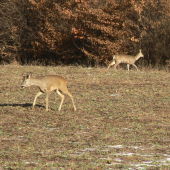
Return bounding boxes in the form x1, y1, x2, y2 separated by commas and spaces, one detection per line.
107, 49, 144, 71
21, 75, 76, 112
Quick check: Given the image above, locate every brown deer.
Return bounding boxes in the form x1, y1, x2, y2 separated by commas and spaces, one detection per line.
107, 49, 144, 71
21, 75, 76, 112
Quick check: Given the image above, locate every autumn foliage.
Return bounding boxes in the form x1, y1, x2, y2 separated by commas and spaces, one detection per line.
0, 0, 170, 66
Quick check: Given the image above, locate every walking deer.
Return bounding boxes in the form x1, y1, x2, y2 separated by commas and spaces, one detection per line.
21, 75, 77, 112
107, 49, 144, 71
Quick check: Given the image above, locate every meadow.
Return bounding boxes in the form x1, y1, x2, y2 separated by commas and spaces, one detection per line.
0, 65, 170, 169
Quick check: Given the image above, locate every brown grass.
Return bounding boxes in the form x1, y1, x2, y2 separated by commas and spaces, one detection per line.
0, 65, 170, 169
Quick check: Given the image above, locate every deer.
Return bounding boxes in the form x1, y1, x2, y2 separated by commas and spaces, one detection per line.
21, 75, 77, 112
106, 49, 144, 71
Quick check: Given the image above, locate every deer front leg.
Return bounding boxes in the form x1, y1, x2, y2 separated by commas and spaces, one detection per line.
45, 92, 50, 111
113, 63, 120, 70
127, 64, 130, 71
107, 60, 116, 70
33, 91, 43, 109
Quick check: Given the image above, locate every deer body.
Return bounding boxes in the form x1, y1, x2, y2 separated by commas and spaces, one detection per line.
107, 50, 144, 71
21, 75, 76, 112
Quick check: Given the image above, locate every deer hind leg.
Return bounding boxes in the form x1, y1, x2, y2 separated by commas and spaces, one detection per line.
66, 91, 77, 112
131, 63, 138, 71
61, 87, 76, 111
56, 90, 65, 111
33, 91, 43, 109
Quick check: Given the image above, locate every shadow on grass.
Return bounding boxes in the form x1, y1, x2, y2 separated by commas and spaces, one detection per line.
0, 103, 45, 109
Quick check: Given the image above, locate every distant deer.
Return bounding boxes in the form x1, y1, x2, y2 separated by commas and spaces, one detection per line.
21, 75, 77, 112
107, 49, 144, 71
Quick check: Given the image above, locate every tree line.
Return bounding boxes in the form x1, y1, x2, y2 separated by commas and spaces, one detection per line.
0, 0, 170, 67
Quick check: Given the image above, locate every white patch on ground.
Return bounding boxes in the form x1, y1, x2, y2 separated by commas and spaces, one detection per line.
110, 94, 121, 97
68, 144, 170, 168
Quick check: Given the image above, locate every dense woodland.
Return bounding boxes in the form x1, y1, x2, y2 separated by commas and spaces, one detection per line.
0, 0, 170, 67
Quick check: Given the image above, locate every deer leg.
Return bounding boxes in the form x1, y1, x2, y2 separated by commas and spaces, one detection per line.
131, 63, 138, 71
33, 91, 43, 109
56, 90, 65, 112
127, 64, 130, 71
114, 63, 119, 70
61, 87, 77, 112
66, 91, 77, 112
45, 92, 50, 111
107, 60, 116, 70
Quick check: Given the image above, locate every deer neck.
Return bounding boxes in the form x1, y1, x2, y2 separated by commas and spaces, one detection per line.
135, 52, 142, 60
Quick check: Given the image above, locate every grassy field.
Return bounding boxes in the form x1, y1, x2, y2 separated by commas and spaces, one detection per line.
0, 65, 170, 169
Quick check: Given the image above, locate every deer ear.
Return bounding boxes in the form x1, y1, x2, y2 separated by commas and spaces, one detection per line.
26, 75, 30, 79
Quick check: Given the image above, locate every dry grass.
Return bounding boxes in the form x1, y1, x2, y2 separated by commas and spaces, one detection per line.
0, 65, 170, 169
